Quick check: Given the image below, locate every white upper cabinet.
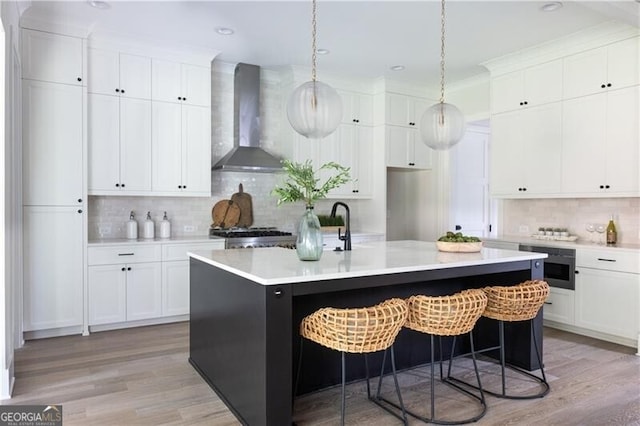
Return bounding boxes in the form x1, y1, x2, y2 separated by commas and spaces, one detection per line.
386, 93, 429, 128
386, 126, 432, 170
22, 28, 83, 86
88, 48, 151, 99
490, 102, 562, 197
317, 124, 373, 198
152, 59, 211, 107
563, 37, 639, 100
491, 59, 563, 114
23, 79, 84, 206
152, 102, 211, 196
385, 92, 432, 170
562, 86, 639, 196
338, 90, 373, 126
88, 94, 152, 194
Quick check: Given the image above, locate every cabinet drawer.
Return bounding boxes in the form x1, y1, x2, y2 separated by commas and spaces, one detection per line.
162, 241, 225, 261
88, 245, 161, 265
577, 249, 640, 274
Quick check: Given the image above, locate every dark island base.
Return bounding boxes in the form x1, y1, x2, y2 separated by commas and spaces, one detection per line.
189, 257, 543, 426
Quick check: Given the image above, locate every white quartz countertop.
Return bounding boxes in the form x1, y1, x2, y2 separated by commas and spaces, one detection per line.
88, 235, 224, 246
485, 236, 640, 252
188, 240, 547, 286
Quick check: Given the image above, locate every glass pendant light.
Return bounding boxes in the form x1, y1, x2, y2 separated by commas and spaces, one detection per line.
420, 0, 465, 150
287, 0, 342, 139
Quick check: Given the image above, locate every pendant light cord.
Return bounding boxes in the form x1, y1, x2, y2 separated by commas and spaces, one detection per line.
311, 0, 318, 82
439, 0, 446, 105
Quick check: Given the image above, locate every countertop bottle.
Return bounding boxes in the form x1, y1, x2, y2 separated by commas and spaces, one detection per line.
143, 211, 155, 239
159, 211, 171, 239
126, 211, 138, 240
606, 216, 617, 245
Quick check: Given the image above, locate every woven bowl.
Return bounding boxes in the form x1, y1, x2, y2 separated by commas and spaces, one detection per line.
436, 241, 483, 253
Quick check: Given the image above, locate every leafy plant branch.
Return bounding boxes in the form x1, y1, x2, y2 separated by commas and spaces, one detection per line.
272, 159, 351, 208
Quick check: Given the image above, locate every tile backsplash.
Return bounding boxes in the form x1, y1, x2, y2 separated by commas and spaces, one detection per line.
502, 197, 640, 244
88, 184, 356, 240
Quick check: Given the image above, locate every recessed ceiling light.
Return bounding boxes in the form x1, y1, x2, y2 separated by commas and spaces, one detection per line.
215, 27, 235, 36
541, 2, 563, 12
390, 65, 405, 71
316, 48, 329, 55
88, 0, 110, 9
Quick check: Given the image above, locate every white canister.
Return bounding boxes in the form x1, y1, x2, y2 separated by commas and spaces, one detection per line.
159, 211, 171, 239
126, 211, 138, 240
143, 211, 155, 239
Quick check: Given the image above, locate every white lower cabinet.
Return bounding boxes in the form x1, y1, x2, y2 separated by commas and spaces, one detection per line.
87, 244, 162, 326
162, 261, 190, 316
571, 248, 640, 350
543, 287, 575, 325
575, 267, 638, 340
87, 240, 225, 329
160, 241, 226, 317
23, 206, 84, 332
88, 262, 162, 325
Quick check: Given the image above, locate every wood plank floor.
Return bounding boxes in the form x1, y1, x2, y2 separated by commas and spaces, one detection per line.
2, 322, 639, 425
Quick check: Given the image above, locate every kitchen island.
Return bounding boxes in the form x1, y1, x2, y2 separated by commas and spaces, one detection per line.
188, 240, 547, 426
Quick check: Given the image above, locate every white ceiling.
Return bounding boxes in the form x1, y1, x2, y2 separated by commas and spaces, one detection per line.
21, 1, 640, 86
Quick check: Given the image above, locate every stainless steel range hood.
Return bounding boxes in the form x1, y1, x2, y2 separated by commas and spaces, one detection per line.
212, 63, 283, 173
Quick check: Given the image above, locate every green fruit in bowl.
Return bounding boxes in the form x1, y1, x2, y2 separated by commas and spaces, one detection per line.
438, 232, 481, 243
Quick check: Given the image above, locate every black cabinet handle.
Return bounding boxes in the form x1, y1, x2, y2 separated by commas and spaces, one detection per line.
178, 97, 182, 101
273, 288, 283, 298
77, 198, 82, 203
408, 162, 415, 166
523, 101, 528, 105
601, 84, 606, 89
455, 225, 462, 230
178, 185, 183, 189
118, 253, 134, 256
183, 97, 187, 101
605, 185, 610, 189
127, 267, 132, 271
77, 209, 82, 213
575, 270, 579, 274
183, 185, 186, 189
121, 183, 125, 188
599, 185, 604, 189
77, 77, 82, 82
121, 89, 125, 94
121, 267, 126, 271
115, 183, 120, 187
544, 301, 553, 305
607, 83, 611, 87
523, 187, 527, 191
597, 258, 616, 262
115, 88, 120, 93
519, 102, 523, 106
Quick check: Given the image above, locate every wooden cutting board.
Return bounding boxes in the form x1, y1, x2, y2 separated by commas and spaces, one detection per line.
212, 199, 240, 228
231, 184, 253, 228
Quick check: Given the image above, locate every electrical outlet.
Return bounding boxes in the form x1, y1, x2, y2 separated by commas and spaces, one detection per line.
518, 225, 529, 234
184, 225, 195, 232
98, 225, 111, 236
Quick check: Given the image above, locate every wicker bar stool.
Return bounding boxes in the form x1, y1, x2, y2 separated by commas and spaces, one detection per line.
448, 280, 550, 400
380, 289, 488, 425
296, 298, 409, 426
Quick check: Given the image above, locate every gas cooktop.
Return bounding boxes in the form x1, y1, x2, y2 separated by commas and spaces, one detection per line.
209, 227, 293, 239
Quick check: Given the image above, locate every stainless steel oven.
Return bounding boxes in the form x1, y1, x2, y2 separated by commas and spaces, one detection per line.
519, 244, 576, 290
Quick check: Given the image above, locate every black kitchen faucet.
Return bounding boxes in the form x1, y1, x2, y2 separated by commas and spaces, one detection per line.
330, 202, 351, 251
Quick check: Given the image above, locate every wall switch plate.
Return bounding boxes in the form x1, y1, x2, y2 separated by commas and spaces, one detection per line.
184, 225, 195, 232
98, 225, 111, 236
518, 225, 529, 234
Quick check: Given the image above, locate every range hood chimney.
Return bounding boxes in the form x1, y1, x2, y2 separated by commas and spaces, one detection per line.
212, 63, 283, 173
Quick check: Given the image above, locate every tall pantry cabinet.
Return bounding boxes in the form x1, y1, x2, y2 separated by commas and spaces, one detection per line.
21, 29, 86, 336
